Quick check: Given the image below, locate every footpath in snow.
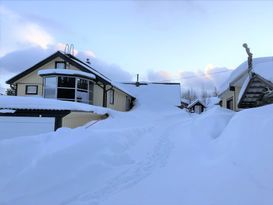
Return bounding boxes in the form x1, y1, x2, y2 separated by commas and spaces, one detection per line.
0, 84, 273, 205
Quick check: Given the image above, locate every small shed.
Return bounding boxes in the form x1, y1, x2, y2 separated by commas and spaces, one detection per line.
187, 99, 206, 114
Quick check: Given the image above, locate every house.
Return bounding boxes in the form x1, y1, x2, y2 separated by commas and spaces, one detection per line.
6, 50, 135, 112
218, 56, 273, 111
187, 99, 206, 114
2, 50, 137, 137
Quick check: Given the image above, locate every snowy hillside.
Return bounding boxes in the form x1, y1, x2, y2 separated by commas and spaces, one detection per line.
0, 84, 273, 205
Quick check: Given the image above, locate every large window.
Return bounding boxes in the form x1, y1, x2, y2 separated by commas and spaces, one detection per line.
76, 78, 88, 103
44, 77, 57, 98
43, 76, 94, 104
57, 77, 76, 101
58, 76, 75, 88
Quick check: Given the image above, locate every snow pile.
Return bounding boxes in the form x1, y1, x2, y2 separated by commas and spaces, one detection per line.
124, 83, 181, 111
0, 82, 273, 205
0, 96, 110, 114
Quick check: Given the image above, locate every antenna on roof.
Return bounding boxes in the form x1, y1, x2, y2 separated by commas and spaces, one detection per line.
64, 43, 75, 56
242, 43, 253, 75
70, 44, 74, 56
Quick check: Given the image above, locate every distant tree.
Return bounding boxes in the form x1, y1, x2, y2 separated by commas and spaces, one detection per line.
6, 84, 16, 96
182, 88, 197, 103
211, 87, 218, 97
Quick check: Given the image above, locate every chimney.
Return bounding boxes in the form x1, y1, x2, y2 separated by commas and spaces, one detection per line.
242, 43, 253, 74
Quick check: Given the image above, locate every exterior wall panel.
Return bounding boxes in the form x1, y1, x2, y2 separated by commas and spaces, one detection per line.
62, 111, 106, 128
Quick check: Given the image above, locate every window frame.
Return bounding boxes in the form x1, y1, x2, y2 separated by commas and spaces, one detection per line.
55, 61, 66, 69
25, 85, 38, 95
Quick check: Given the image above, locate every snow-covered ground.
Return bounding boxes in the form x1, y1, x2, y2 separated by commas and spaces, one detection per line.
0, 84, 273, 205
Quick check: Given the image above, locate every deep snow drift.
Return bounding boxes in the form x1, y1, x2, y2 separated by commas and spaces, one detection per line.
0, 84, 273, 205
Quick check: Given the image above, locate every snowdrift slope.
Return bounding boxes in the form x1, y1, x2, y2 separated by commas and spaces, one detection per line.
0, 84, 273, 205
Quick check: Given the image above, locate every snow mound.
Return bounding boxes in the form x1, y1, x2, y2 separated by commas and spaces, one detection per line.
190, 106, 234, 142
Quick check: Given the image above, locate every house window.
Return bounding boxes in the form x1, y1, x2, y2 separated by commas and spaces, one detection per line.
44, 77, 57, 98
76, 78, 88, 103
108, 89, 114, 104
57, 77, 76, 101
227, 97, 234, 110
55, 61, 66, 69
43, 75, 94, 104
25, 85, 38, 95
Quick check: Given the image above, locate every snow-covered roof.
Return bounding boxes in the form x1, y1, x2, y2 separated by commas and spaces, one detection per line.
181, 98, 190, 104
252, 58, 273, 83
38, 69, 96, 79
237, 75, 250, 104
218, 56, 273, 94
187, 99, 206, 109
122, 83, 181, 111
0, 96, 109, 115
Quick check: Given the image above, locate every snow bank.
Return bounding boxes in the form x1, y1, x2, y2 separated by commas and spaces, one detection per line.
190, 106, 234, 142
0, 83, 273, 205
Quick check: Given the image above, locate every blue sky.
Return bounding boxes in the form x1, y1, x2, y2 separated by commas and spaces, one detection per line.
0, 0, 272, 92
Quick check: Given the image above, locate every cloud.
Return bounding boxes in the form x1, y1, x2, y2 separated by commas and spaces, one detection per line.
0, 6, 54, 56
147, 66, 232, 94
76, 50, 133, 82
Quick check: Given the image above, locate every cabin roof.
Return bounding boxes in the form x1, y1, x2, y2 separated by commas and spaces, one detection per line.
187, 99, 206, 109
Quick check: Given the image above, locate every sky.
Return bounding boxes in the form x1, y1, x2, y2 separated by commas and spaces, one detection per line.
0, 0, 273, 94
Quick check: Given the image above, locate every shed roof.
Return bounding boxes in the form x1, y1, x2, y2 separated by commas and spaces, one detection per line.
187, 99, 206, 109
